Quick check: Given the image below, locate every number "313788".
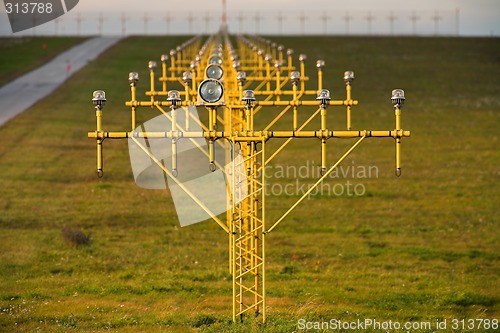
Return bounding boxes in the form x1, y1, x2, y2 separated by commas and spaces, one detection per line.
5, 2, 53, 14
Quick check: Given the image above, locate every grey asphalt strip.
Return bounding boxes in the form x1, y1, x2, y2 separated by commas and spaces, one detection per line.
0, 36, 122, 127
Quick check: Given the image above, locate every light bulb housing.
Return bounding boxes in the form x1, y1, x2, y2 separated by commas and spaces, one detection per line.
242, 90, 256, 102
167, 90, 182, 103
290, 71, 301, 84
92, 90, 106, 109
197, 79, 225, 106
344, 71, 355, 85
209, 56, 223, 65
182, 71, 192, 85
148, 61, 157, 71
391, 89, 405, 108
205, 64, 224, 80
316, 89, 331, 108
236, 71, 247, 84
128, 72, 139, 86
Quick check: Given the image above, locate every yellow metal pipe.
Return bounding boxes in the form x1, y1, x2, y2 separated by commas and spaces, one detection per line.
275, 70, 281, 101
321, 107, 327, 174
88, 129, 411, 140
395, 107, 402, 176
208, 107, 216, 170
346, 84, 352, 130
130, 85, 137, 130
96, 109, 103, 177
171, 107, 178, 176
149, 70, 155, 104
162, 62, 167, 92
265, 61, 271, 91
254, 100, 358, 107
170, 56, 176, 78
318, 69, 323, 90
192, 71, 197, 103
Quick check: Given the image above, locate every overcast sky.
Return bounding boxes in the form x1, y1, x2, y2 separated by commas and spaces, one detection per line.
1, 0, 499, 36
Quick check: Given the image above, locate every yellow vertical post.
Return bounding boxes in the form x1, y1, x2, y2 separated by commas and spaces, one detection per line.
96, 108, 103, 177
170, 50, 176, 78
260, 141, 266, 322
344, 71, 355, 130
391, 88, 405, 176
287, 48, 293, 71
291, 71, 300, 131
299, 54, 306, 92
293, 106, 298, 131
395, 106, 401, 175
265, 56, 271, 91
208, 107, 216, 170
317, 60, 325, 91
128, 72, 138, 130
275, 62, 282, 102
191, 70, 197, 104
161, 55, 168, 92
346, 84, 352, 130
148, 61, 156, 105
171, 106, 178, 176
321, 107, 327, 174
317, 89, 331, 175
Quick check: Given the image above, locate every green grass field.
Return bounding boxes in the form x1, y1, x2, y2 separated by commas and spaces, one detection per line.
0, 35, 499, 332
0, 37, 86, 87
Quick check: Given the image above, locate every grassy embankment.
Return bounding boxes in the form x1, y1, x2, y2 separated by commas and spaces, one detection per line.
0, 36, 498, 332
0, 36, 86, 87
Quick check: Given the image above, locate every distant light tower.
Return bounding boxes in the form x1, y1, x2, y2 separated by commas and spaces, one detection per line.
365, 11, 375, 35
298, 12, 307, 35
342, 12, 353, 35
143, 12, 151, 35
236, 13, 246, 33
455, 8, 460, 36
409, 11, 420, 35
320, 13, 330, 35
187, 12, 195, 34
221, 0, 227, 31
54, 17, 61, 36
76, 12, 84, 35
98, 12, 104, 35
431, 11, 442, 35
32, 16, 37, 36
121, 13, 128, 36
203, 12, 213, 33
387, 11, 397, 35
164, 14, 173, 34
276, 13, 285, 34
253, 12, 262, 34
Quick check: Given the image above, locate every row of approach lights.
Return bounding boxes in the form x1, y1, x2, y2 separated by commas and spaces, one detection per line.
91, 36, 407, 177
91, 86, 406, 117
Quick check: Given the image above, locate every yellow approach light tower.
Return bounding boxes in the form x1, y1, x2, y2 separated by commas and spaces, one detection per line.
88, 32, 410, 322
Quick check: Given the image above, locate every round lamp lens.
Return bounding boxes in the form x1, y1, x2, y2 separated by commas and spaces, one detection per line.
206, 65, 223, 80
200, 79, 223, 103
